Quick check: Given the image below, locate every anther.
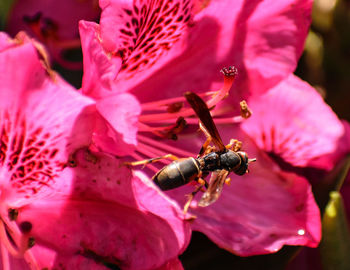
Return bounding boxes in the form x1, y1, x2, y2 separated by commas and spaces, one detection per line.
220, 66, 238, 77
159, 117, 187, 140
167, 102, 184, 113
28, 237, 35, 248
240, 100, 252, 119
8, 208, 18, 221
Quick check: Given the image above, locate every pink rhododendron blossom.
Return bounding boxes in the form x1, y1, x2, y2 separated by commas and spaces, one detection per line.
76, 0, 332, 257
85, 0, 312, 99
0, 32, 93, 268
141, 80, 322, 255
0, 33, 190, 269
170, 75, 349, 255
79, 0, 313, 154
15, 148, 190, 270
6, 0, 100, 69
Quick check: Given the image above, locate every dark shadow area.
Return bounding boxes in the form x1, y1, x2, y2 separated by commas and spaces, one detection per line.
180, 232, 301, 270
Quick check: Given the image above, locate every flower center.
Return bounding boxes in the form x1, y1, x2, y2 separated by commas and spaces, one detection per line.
131, 66, 250, 172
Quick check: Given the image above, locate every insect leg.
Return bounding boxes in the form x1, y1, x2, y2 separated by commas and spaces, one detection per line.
124, 154, 179, 167
198, 122, 215, 156
183, 177, 208, 214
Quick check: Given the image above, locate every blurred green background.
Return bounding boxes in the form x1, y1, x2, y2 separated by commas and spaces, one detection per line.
296, 0, 350, 121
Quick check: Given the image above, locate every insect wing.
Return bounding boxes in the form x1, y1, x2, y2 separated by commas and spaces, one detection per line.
198, 170, 229, 207
185, 92, 225, 151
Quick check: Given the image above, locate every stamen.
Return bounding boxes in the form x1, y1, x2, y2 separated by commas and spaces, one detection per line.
207, 66, 238, 108
137, 117, 186, 139
138, 109, 194, 122
138, 135, 194, 157
139, 66, 238, 123
186, 116, 245, 125
141, 92, 213, 111
28, 237, 35, 249
0, 220, 20, 257
1, 242, 10, 270
0, 214, 37, 264
23, 249, 40, 269
19, 222, 32, 234
137, 143, 171, 163
132, 66, 242, 170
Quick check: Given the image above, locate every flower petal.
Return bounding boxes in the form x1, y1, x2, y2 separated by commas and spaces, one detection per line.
172, 143, 320, 255
93, 93, 141, 156
155, 257, 184, 270
15, 149, 191, 270
0, 252, 31, 270
160, 128, 321, 255
79, 21, 123, 98
0, 33, 95, 205
126, 0, 312, 102
99, 0, 193, 91
241, 74, 345, 169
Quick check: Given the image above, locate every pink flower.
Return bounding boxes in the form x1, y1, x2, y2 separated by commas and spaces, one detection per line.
0, 32, 191, 270
6, 0, 100, 69
79, 0, 314, 155
95, 0, 312, 98
76, 0, 350, 259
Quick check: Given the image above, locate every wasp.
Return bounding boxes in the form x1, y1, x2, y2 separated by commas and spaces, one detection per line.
128, 92, 255, 211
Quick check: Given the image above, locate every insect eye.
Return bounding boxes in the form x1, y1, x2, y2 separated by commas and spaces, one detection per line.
237, 152, 248, 163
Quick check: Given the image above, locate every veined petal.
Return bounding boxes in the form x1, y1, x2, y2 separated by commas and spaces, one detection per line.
127, 0, 312, 102
0, 32, 95, 205
82, 0, 312, 102
15, 149, 191, 270
241, 74, 345, 170
99, 0, 193, 91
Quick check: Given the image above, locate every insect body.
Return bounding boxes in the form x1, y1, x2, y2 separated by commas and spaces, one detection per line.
153, 157, 200, 190
153, 150, 249, 190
